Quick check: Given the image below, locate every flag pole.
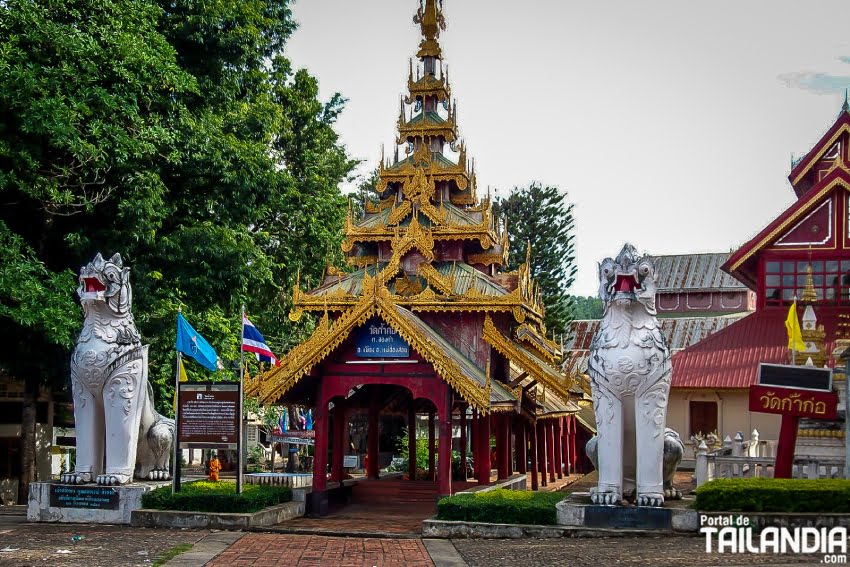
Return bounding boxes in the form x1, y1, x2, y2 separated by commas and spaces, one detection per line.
791, 297, 797, 366
173, 308, 182, 494
238, 305, 245, 494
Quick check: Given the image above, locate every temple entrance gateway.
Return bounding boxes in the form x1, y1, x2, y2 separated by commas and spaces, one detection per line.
246, 0, 588, 516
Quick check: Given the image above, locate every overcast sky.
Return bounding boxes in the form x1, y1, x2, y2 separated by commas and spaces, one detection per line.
285, 0, 850, 296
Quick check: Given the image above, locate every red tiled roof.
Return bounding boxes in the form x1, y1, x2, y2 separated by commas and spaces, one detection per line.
564, 314, 749, 379
671, 308, 842, 389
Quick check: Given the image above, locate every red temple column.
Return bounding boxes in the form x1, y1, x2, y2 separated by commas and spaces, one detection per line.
428, 410, 436, 481
476, 410, 490, 485
529, 422, 539, 491
536, 420, 548, 487
503, 414, 514, 476
570, 416, 578, 472
459, 404, 468, 482
313, 400, 328, 492
562, 416, 571, 476
310, 380, 329, 516
330, 403, 346, 482
408, 399, 417, 481
547, 420, 557, 483
367, 388, 380, 479
495, 414, 508, 481
471, 408, 478, 463
515, 418, 527, 474
553, 418, 563, 479
437, 393, 452, 497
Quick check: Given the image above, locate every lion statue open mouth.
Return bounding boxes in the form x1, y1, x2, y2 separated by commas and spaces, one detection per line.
62, 253, 173, 485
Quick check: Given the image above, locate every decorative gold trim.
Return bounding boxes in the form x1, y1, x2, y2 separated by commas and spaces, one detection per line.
259, 297, 377, 403
417, 262, 455, 295
376, 294, 492, 413
482, 315, 573, 402
791, 123, 850, 186
730, 178, 850, 271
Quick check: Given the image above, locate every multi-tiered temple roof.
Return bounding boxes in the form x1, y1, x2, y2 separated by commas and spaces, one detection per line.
249, 0, 582, 421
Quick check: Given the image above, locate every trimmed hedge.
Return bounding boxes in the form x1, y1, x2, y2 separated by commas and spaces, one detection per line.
437, 488, 566, 525
695, 478, 850, 513
141, 480, 292, 513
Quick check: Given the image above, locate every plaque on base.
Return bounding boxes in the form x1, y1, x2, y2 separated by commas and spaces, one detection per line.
28, 481, 167, 525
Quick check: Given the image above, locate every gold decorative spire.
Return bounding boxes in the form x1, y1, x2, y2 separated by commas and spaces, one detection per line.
801, 264, 818, 304
414, 0, 445, 59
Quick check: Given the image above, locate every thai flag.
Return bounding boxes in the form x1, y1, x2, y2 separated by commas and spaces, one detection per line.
242, 315, 279, 366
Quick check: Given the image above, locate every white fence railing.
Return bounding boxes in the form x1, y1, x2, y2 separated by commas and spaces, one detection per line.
695, 429, 845, 487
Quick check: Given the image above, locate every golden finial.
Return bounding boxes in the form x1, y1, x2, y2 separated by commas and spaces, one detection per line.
801, 263, 818, 304
525, 239, 532, 266
414, 0, 444, 41
414, 0, 445, 59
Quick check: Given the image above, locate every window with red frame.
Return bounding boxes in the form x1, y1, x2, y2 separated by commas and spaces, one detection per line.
764, 258, 850, 306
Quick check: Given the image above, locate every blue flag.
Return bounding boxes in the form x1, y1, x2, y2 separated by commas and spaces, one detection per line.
176, 313, 218, 372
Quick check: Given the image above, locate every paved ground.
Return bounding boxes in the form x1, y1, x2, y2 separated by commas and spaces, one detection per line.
282, 503, 434, 537
208, 534, 433, 567
0, 519, 209, 567
451, 538, 824, 566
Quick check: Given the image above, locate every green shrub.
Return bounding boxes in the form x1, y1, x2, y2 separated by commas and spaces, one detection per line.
437, 488, 565, 525
141, 480, 292, 513
695, 478, 850, 513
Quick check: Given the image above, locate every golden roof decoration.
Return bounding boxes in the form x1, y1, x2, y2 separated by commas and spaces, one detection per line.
414, 0, 445, 59
801, 263, 818, 304
482, 315, 572, 401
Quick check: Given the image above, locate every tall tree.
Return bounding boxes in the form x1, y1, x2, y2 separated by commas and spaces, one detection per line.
0, 0, 356, 501
0, 0, 195, 502
493, 183, 577, 336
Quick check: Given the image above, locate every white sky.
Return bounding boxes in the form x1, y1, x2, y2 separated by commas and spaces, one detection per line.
285, 0, 850, 296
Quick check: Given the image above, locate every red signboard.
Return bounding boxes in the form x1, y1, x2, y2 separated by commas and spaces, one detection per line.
748, 384, 838, 420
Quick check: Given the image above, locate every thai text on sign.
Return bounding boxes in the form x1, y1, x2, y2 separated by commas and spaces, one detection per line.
748, 384, 838, 420
355, 319, 409, 358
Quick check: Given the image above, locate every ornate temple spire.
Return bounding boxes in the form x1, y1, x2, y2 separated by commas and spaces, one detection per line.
801, 263, 818, 304
414, 0, 445, 60
843, 88, 849, 113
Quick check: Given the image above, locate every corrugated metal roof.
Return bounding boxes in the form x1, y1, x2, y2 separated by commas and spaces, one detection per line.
575, 405, 596, 433
653, 253, 746, 292
309, 262, 509, 299
563, 314, 750, 378
436, 262, 510, 297
392, 304, 516, 404
356, 202, 484, 230
671, 308, 842, 389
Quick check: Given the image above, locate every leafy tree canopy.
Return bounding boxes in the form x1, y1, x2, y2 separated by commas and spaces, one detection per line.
0, 0, 356, 416
493, 183, 577, 336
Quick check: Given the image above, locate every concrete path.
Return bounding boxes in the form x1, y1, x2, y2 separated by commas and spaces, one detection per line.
162, 531, 244, 567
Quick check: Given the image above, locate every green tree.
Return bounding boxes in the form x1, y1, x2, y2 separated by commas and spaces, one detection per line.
0, 0, 356, 501
571, 296, 604, 320
493, 183, 577, 336
0, 0, 195, 503
350, 168, 380, 221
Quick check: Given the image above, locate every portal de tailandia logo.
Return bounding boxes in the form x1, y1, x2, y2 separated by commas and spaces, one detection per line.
701, 515, 848, 564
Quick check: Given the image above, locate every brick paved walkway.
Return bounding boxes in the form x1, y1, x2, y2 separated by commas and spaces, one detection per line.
208, 534, 434, 567
283, 502, 434, 536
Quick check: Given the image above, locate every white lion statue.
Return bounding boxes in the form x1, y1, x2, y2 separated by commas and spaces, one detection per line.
587, 244, 673, 507
61, 253, 173, 485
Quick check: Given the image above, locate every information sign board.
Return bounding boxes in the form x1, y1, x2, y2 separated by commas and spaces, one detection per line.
177, 382, 240, 449
49, 485, 119, 510
758, 363, 832, 392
